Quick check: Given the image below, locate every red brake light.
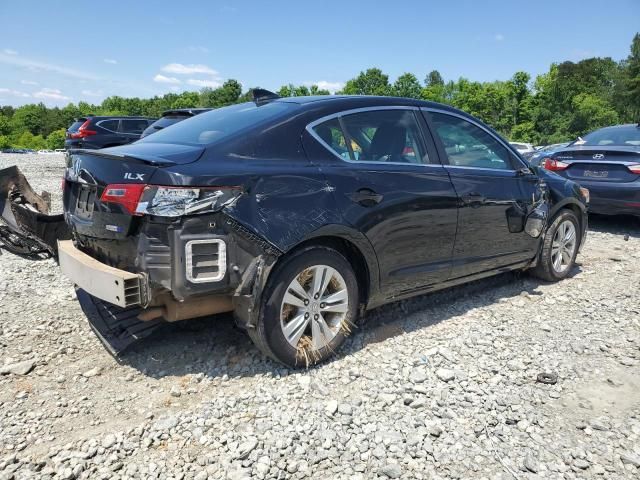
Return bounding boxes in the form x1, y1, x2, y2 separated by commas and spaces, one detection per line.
100, 184, 147, 215
69, 119, 97, 139
542, 157, 569, 171
627, 164, 640, 174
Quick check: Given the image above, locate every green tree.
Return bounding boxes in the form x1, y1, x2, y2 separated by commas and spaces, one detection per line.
425, 70, 444, 87
171, 91, 199, 109
569, 93, 619, 136
392, 73, 422, 98
309, 85, 330, 95
624, 33, 640, 120
10, 103, 48, 135
199, 80, 243, 107
0, 114, 10, 135
342, 68, 390, 96
46, 129, 66, 150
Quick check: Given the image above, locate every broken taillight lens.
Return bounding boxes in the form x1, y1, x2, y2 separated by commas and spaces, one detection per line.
100, 184, 242, 217
135, 186, 242, 217
542, 158, 569, 171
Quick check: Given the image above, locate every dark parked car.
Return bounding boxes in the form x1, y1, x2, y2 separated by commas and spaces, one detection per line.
65, 116, 156, 150
56, 92, 588, 367
540, 124, 640, 216
528, 142, 571, 166
140, 108, 212, 138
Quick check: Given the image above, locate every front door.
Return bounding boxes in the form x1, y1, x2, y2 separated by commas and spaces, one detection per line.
423, 109, 542, 278
305, 107, 459, 299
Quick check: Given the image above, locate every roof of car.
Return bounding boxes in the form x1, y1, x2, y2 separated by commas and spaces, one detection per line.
589, 123, 640, 131
77, 116, 156, 121
161, 108, 212, 116
276, 94, 456, 110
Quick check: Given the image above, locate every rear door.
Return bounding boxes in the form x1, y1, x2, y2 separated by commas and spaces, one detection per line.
304, 107, 458, 299
423, 108, 542, 278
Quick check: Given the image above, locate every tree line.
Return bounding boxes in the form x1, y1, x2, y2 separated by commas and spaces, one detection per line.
1, 33, 638, 151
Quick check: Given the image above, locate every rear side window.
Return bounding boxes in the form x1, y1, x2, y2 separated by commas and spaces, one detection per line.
153, 116, 188, 129
139, 102, 295, 146
97, 119, 119, 132
121, 119, 150, 134
313, 109, 429, 164
429, 112, 513, 170
312, 118, 350, 160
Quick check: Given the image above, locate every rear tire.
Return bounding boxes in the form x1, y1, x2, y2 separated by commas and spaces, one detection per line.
531, 210, 580, 282
248, 246, 359, 368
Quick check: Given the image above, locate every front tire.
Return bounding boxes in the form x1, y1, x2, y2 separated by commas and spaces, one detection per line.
532, 210, 580, 282
249, 246, 359, 368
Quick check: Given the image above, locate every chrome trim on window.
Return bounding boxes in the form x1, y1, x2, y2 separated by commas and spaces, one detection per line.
95, 119, 119, 134
305, 106, 440, 167
421, 107, 530, 171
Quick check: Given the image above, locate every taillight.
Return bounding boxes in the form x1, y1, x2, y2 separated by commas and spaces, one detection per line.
100, 184, 147, 215
100, 184, 243, 217
69, 119, 97, 139
627, 164, 640, 174
542, 157, 569, 171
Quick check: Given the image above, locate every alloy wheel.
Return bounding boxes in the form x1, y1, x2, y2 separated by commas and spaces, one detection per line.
551, 219, 577, 273
280, 265, 349, 351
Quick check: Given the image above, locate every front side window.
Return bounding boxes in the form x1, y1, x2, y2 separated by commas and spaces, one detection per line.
429, 112, 512, 170
313, 109, 429, 164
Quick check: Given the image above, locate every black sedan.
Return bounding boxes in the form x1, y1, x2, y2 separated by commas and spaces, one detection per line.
540, 124, 640, 217
57, 91, 588, 367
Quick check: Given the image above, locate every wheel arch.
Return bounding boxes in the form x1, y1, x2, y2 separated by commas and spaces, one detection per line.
549, 198, 586, 230
277, 225, 380, 311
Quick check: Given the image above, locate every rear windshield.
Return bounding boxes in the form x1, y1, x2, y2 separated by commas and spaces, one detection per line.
152, 116, 188, 129
579, 126, 640, 147
138, 102, 295, 146
68, 120, 85, 132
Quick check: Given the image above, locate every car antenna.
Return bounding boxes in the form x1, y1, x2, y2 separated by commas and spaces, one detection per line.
252, 88, 280, 106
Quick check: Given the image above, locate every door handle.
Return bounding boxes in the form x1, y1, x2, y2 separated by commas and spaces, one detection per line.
461, 193, 486, 206
348, 188, 384, 207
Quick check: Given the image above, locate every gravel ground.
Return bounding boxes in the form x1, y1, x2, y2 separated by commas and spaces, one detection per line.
0, 153, 639, 480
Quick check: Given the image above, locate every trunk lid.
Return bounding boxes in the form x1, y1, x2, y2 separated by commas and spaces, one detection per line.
64, 143, 205, 241
553, 147, 640, 183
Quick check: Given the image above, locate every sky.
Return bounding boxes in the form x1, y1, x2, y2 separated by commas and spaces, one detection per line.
1, 0, 639, 107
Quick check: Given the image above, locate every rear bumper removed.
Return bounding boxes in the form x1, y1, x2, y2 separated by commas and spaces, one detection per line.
58, 240, 147, 308
0, 166, 70, 256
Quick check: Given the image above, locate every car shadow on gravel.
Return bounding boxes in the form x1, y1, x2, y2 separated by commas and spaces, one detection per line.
119, 265, 580, 381
97, 213, 638, 381
587, 213, 640, 238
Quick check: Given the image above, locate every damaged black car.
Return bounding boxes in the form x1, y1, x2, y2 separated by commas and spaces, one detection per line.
1, 91, 589, 367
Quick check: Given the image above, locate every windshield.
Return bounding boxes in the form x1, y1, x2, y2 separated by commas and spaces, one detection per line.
138, 102, 295, 146
578, 125, 640, 147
